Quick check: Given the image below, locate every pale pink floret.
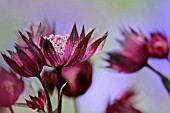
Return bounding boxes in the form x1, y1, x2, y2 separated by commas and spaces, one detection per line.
44, 34, 69, 56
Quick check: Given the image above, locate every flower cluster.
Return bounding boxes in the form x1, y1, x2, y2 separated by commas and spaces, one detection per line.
106, 29, 169, 73
106, 28, 170, 94
0, 20, 107, 113
0, 19, 169, 113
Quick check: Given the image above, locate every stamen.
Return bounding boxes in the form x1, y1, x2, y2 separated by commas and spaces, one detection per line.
44, 34, 69, 55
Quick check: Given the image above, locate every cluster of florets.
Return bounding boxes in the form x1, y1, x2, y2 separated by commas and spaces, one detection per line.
0, 19, 169, 113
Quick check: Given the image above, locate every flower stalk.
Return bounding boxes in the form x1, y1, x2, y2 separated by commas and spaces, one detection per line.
37, 75, 52, 113
9, 106, 14, 113
146, 63, 170, 94
56, 67, 63, 113
73, 97, 78, 113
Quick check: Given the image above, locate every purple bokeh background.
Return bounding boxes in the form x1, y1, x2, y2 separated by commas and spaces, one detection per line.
0, 0, 170, 113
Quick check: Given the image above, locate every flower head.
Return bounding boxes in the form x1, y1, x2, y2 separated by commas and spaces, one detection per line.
40, 24, 108, 67
18, 19, 55, 47
42, 68, 57, 95
0, 67, 24, 107
106, 89, 142, 113
25, 90, 46, 111
106, 29, 149, 73
147, 32, 169, 58
1, 31, 47, 77
52, 61, 92, 97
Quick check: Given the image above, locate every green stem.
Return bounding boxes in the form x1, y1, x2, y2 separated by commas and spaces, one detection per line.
73, 97, 78, 113
9, 106, 14, 113
56, 67, 63, 113
42, 107, 45, 113
37, 75, 52, 113
146, 63, 170, 94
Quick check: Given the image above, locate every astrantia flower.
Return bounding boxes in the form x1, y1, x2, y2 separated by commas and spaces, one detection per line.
106, 29, 149, 73
43, 61, 92, 97
42, 68, 57, 95
60, 61, 92, 97
106, 89, 142, 113
1, 31, 46, 77
40, 24, 108, 67
0, 67, 24, 107
147, 32, 169, 58
25, 90, 46, 111
19, 19, 55, 47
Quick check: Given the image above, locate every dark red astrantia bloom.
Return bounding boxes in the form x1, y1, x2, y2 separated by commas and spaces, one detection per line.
147, 32, 169, 58
60, 61, 92, 97
43, 61, 92, 97
18, 19, 55, 47
1, 31, 47, 77
40, 24, 108, 67
25, 90, 46, 111
106, 89, 142, 113
0, 67, 24, 107
106, 29, 149, 73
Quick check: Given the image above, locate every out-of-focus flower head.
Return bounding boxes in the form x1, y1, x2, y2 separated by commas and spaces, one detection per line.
106, 29, 149, 73
55, 61, 92, 97
40, 24, 108, 67
42, 68, 57, 95
106, 89, 142, 113
1, 31, 47, 77
25, 89, 46, 112
147, 32, 169, 58
0, 67, 24, 107
18, 19, 55, 47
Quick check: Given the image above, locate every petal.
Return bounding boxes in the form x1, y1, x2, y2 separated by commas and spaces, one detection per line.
25, 100, 33, 108
7, 50, 23, 66
66, 29, 95, 66
80, 25, 85, 39
63, 24, 80, 63
40, 38, 61, 66
15, 44, 39, 74
82, 32, 108, 62
19, 31, 46, 68
38, 90, 46, 102
107, 52, 145, 73
1, 53, 32, 77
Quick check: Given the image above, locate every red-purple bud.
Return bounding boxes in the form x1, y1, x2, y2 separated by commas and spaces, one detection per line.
56, 61, 93, 97
0, 67, 24, 107
25, 90, 46, 111
147, 32, 169, 58
106, 89, 142, 113
42, 69, 57, 95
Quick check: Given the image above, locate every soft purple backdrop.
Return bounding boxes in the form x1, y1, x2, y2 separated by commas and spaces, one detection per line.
0, 0, 170, 113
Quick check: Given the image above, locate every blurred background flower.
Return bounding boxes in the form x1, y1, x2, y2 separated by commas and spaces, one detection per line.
0, 0, 170, 113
